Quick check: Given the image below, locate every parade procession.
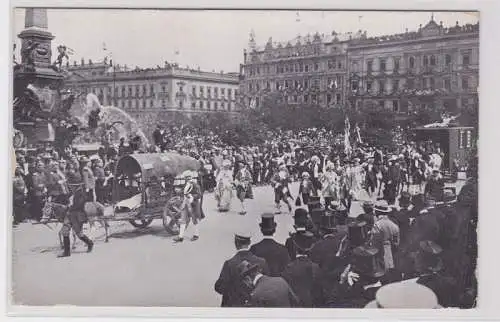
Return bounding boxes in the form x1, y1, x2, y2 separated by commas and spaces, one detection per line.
10, 8, 478, 309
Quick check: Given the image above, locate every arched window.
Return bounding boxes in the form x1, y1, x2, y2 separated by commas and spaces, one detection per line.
409, 57, 415, 69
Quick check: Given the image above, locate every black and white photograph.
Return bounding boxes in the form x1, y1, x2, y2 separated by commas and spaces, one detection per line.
9, 4, 481, 312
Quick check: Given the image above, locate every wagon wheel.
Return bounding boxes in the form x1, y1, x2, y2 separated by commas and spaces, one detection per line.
162, 196, 183, 235
128, 218, 153, 228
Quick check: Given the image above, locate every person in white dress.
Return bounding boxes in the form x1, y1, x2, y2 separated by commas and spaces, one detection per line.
215, 159, 234, 212
320, 161, 340, 208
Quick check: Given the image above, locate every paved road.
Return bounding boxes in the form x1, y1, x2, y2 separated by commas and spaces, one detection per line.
11, 181, 464, 307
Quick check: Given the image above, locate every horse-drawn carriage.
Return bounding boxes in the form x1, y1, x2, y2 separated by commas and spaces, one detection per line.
39, 152, 203, 242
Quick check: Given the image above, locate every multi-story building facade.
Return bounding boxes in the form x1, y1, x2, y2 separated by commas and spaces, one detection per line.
239, 31, 355, 109
347, 17, 479, 113
240, 17, 479, 114
63, 60, 240, 122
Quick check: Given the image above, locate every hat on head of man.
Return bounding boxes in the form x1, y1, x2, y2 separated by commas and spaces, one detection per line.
259, 213, 277, 234
374, 200, 392, 214
399, 192, 412, 207
351, 245, 385, 279
293, 208, 309, 230
237, 260, 260, 278
234, 228, 252, 245
347, 221, 367, 247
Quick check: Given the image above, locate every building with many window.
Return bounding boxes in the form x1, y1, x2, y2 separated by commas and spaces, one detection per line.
63, 60, 240, 122
347, 17, 479, 113
240, 17, 479, 114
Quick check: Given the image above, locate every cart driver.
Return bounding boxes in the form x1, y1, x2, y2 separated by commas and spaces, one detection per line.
174, 170, 202, 243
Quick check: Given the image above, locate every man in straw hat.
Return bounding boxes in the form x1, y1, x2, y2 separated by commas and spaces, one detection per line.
250, 213, 290, 277
238, 260, 299, 307
369, 200, 400, 271
215, 229, 269, 307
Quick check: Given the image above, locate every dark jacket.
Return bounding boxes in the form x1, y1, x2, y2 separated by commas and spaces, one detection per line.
250, 238, 290, 277
281, 256, 325, 307
248, 275, 300, 307
285, 231, 318, 261
417, 272, 458, 308
309, 232, 348, 271
214, 250, 270, 307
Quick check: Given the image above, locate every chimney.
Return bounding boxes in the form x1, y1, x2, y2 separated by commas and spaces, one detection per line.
81, 58, 85, 65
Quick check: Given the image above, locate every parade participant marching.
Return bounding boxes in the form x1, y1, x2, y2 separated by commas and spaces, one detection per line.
340, 160, 353, 213
320, 161, 340, 208
271, 164, 293, 214
234, 162, 253, 215
31, 160, 47, 221
250, 213, 290, 277
309, 156, 322, 195
55, 184, 95, 258
47, 160, 70, 205
215, 159, 234, 212
364, 158, 378, 199
297, 172, 316, 207
214, 230, 270, 307
173, 170, 203, 243
348, 158, 364, 201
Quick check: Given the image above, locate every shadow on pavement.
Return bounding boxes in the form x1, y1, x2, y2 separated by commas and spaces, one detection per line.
108, 226, 174, 240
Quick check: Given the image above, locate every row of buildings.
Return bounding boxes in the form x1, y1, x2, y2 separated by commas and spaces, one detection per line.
64, 15, 479, 119
240, 16, 479, 113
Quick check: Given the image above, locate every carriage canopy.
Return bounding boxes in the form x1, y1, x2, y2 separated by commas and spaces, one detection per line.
114, 152, 201, 182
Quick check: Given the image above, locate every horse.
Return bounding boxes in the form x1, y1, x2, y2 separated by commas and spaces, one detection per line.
41, 200, 110, 249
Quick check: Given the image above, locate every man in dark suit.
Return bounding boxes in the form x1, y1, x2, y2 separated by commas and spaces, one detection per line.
285, 208, 318, 260
390, 192, 413, 245
238, 260, 299, 307
250, 213, 290, 277
214, 231, 270, 307
425, 169, 445, 201
281, 231, 326, 307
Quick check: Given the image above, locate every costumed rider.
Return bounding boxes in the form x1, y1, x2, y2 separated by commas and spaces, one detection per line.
271, 163, 293, 214
215, 159, 234, 212
173, 170, 203, 243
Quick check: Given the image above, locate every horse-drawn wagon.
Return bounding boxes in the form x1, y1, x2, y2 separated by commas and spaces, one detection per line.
39, 152, 203, 243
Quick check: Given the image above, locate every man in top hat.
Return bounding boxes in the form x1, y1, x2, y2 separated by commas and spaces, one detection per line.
285, 208, 317, 260
415, 240, 458, 308
369, 200, 400, 271
281, 231, 326, 307
310, 211, 348, 271
250, 213, 290, 277
238, 260, 299, 307
215, 230, 270, 307
331, 245, 385, 308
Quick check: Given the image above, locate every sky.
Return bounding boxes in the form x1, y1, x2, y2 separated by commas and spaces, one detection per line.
12, 9, 479, 73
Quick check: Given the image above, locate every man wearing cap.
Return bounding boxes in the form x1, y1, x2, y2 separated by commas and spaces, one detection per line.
214, 231, 270, 307
369, 200, 400, 271
250, 213, 290, 277
285, 209, 317, 260
30, 160, 48, 221
238, 260, 299, 307
281, 233, 325, 307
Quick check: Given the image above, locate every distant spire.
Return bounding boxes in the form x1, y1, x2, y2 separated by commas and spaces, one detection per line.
431, 12, 434, 21
249, 29, 256, 50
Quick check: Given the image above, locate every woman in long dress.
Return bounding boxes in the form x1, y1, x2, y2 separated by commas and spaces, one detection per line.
215, 160, 234, 212
349, 158, 364, 201
234, 162, 253, 215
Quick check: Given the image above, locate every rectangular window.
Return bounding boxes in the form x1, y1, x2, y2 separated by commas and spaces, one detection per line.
367, 60, 373, 72
150, 85, 154, 96
208, 87, 211, 96
379, 80, 385, 93
314, 79, 320, 88
214, 87, 218, 98
228, 89, 232, 97
314, 63, 319, 71
351, 81, 359, 91
305, 65, 309, 72
304, 95, 309, 103
304, 80, 309, 89
162, 99, 165, 108
179, 101, 184, 109
392, 80, 399, 91
366, 81, 372, 91
445, 54, 452, 65
221, 88, 225, 95
462, 77, 469, 90
394, 58, 400, 71
191, 102, 196, 109
444, 79, 451, 90
327, 94, 332, 104
392, 100, 399, 112
129, 87, 132, 96
336, 93, 341, 103
161, 85, 166, 93
463, 54, 470, 66
429, 78, 435, 89
293, 95, 298, 103
380, 59, 386, 71
337, 61, 342, 69
150, 100, 153, 108
192, 86, 196, 95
